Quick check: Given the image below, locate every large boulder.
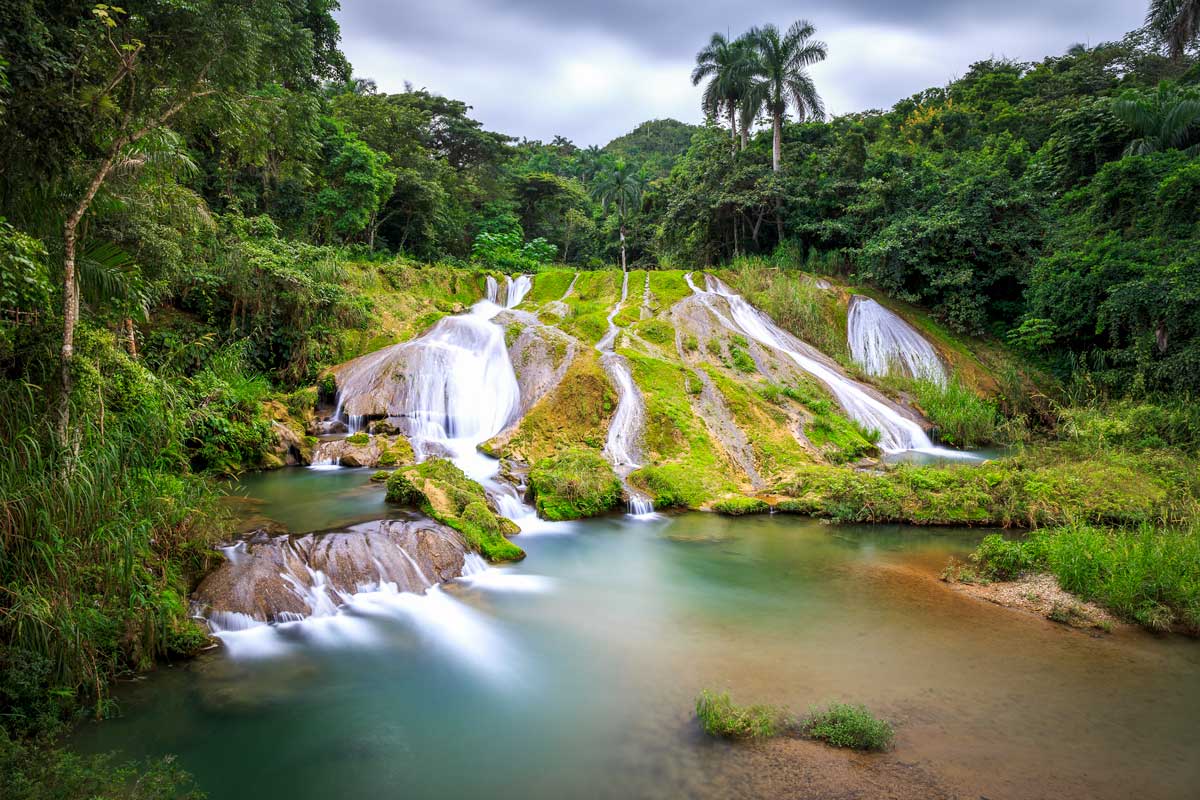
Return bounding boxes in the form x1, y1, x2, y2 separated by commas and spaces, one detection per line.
192, 518, 469, 625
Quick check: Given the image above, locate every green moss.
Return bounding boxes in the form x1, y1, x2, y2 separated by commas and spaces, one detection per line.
490, 351, 614, 463
384, 459, 524, 562
705, 368, 815, 478
713, 496, 770, 515
776, 445, 1188, 528
623, 352, 737, 508
370, 470, 390, 482
647, 270, 693, 309
525, 268, 576, 305
728, 344, 756, 373
634, 317, 674, 345
528, 449, 622, 520
346, 432, 369, 445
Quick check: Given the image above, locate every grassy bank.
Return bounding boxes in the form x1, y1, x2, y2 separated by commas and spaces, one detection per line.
967, 525, 1200, 633
528, 449, 622, 520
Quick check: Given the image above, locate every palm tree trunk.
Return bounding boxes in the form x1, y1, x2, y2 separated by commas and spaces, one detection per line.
772, 113, 782, 172
729, 101, 738, 155
740, 125, 749, 151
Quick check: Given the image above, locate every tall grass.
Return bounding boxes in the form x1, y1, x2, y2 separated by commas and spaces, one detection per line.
908, 375, 1002, 448
0, 337, 225, 731
971, 524, 1200, 633
695, 690, 781, 739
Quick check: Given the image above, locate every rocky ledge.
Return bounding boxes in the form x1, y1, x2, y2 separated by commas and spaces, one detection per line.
192, 517, 469, 625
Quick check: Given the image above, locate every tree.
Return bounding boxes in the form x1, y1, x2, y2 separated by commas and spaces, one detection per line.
1112, 80, 1200, 155
745, 20, 828, 172
691, 33, 757, 153
591, 160, 646, 271
1146, 0, 1200, 59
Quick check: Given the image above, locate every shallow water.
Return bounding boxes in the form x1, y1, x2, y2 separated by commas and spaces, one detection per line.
80, 471, 1200, 800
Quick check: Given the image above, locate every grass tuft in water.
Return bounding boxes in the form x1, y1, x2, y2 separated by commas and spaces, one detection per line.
802, 703, 895, 751
695, 690, 781, 739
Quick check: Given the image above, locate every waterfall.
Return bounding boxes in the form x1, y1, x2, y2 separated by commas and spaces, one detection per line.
595, 270, 656, 516
561, 273, 579, 300
485, 274, 532, 309
640, 271, 652, 319
848, 296, 946, 385
686, 274, 968, 457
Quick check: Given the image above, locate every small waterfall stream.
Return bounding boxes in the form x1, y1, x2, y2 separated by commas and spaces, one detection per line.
686, 273, 970, 457
485, 274, 532, 309
848, 296, 946, 384
595, 271, 655, 516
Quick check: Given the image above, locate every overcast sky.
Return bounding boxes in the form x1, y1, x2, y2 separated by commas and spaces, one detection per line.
336, 0, 1149, 146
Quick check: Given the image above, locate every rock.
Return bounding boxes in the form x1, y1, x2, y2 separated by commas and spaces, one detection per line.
311, 418, 348, 435
309, 434, 414, 469
368, 418, 401, 436
192, 518, 469, 624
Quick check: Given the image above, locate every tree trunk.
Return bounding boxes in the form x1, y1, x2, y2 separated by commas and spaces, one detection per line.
123, 317, 138, 359
619, 224, 627, 272
729, 101, 738, 154
56, 222, 80, 446
740, 126, 749, 151
772, 113, 782, 172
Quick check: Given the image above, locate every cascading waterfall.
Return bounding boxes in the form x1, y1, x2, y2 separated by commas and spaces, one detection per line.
485, 274, 532, 309
561, 273, 579, 300
848, 296, 946, 385
595, 271, 655, 516
686, 273, 971, 457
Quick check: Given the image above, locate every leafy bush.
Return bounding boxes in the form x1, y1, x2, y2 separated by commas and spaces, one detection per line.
695, 690, 780, 739
712, 496, 770, 516
971, 534, 1036, 580
528, 449, 622, 520
803, 703, 894, 751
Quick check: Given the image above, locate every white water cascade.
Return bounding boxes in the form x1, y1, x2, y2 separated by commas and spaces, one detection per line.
595, 271, 656, 516
686, 274, 970, 458
848, 296, 946, 385
485, 274, 532, 309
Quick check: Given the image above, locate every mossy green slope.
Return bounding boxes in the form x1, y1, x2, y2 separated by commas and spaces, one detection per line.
528, 449, 622, 520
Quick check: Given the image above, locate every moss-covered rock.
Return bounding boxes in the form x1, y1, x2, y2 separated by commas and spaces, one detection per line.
385, 459, 524, 562
528, 449, 622, 520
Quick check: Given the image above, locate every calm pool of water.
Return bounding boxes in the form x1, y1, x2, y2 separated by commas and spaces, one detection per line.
76, 469, 1200, 799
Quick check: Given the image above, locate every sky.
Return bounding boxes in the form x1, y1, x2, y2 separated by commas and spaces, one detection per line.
335, 0, 1149, 146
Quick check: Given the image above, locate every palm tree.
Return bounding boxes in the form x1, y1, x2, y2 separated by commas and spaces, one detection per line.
691, 33, 756, 153
1112, 80, 1200, 155
1147, 0, 1200, 60
745, 20, 827, 172
591, 160, 646, 271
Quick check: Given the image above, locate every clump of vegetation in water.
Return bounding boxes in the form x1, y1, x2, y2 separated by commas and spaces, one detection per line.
695, 690, 781, 739
385, 459, 524, 562
968, 525, 1200, 633
802, 703, 895, 751
712, 496, 770, 516
528, 449, 622, 520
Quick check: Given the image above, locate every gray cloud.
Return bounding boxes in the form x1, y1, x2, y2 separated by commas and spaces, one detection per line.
336, 0, 1149, 145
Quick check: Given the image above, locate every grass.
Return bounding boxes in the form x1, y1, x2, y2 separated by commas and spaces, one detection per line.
528, 449, 622, 520
776, 444, 1194, 528
903, 374, 1002, 448
523, 268, 576, 305
802, 703, 895, 751
712, 496, 770, 515
695, 690, 781, 739
970, 524, 1200, 633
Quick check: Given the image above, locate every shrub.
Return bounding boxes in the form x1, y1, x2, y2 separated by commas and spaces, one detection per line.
384, 471, 423, 505
803, 703, 894, 751
695, 690, 780, 739
346, 432, 369, 445
713, 496, 770, 516
728, 345, 756, 373
528, 449, 622, 520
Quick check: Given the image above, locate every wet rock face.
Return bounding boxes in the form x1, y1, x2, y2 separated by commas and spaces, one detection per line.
310, 434, 414, 468
192, 518, 468, 624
